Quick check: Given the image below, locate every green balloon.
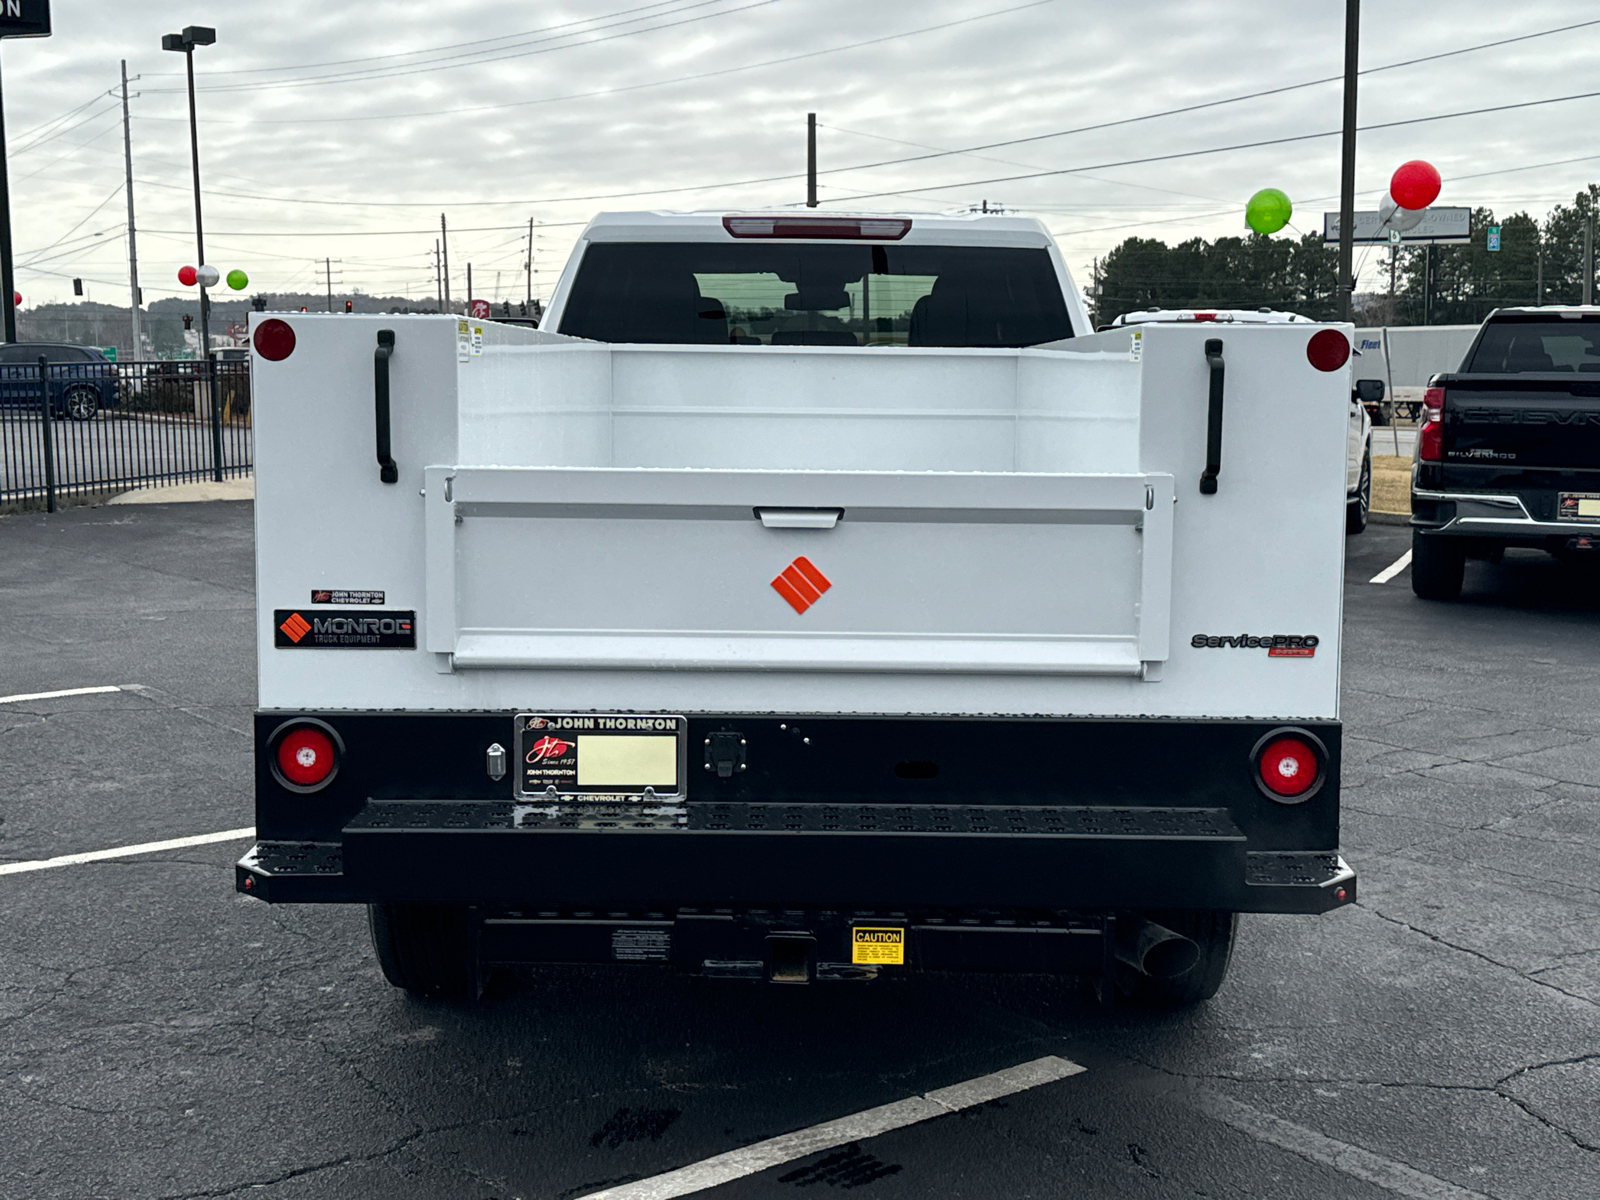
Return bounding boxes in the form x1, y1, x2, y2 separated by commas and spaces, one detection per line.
226, 268, 249, 291
1245, 188, 1293, 235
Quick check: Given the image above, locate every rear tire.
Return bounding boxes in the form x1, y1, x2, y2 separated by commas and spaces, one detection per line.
1118, 910, 1237, 1008
1346, 452, 1371, 534
1411, 530, 1464, 600
368, 903, 475, 998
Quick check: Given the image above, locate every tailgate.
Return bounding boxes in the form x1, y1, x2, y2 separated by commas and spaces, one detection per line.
425, 466, 1173, 676
1443, 374, 1600, 469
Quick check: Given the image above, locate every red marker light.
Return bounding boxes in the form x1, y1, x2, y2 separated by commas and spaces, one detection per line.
1258, 735, 1319, 798
723, 215, 911, 240
276, 726, 335, 788
253, 318, 296, 361
1306, 329, 1350, 372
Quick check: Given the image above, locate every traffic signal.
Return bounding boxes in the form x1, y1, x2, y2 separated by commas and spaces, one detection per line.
182, 314, 192, 331
344, 300, 353, 313
72, 278, 83, 296
251, 294, 267, 312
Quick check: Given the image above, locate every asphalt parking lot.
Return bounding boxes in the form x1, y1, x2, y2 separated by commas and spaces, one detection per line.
1, 502, 1596, 1200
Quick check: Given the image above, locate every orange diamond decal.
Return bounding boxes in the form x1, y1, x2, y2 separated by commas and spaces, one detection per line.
278, 612, 312, 643
771, 556, 831, 614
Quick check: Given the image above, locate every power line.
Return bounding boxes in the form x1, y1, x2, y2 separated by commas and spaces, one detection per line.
134, 0, 1060, 128
146, 0, 693, 78
144, 0, 783, 95
820, 89, 1600, 205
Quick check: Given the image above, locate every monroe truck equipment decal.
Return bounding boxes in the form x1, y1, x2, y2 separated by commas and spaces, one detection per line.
273, 610, 415, 649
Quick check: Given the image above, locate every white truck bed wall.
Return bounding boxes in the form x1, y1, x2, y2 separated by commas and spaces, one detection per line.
253, 314, 1348, 719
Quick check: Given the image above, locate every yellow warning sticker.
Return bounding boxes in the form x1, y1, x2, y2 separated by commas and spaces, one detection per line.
851, 927, 905, 966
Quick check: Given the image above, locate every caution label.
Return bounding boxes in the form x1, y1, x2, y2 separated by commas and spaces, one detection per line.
851, 927, 905, 966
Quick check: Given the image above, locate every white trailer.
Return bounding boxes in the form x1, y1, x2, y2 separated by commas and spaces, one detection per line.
238, 212, 1356, 1006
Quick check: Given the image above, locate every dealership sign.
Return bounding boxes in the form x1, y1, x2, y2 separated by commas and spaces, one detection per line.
0, 0, 49, 38
1323, 206, 1471, 245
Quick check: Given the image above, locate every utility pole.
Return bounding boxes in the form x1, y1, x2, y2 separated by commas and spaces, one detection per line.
806, 112, 817, 208
1585, 210, 1594, 306
0, 52, 13, 343
466, 262, 472, 310
1336, 0, 1361, 323
325, 256, 332, 312
526, 217, 534, 309
434, 239, 442, 312
440, 213, 451, 309
119, 61, 142, 359
1424, 243, 1433, 326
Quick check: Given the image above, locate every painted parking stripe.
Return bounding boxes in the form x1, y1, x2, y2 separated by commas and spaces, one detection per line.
0, 828, 255, 877
1202, 1095, 1492, 1200
1369, 550, 1412, 584
579, 1055, 1086, 1200
0, 684, 121, 705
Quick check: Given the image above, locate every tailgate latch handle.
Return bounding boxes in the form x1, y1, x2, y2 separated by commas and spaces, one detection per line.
374, 329, 398, 484
756, 507, 842, 529
1199, 337, 1225, 495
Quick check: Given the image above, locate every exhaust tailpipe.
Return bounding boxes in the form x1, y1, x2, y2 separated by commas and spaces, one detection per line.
1113, 916, 1200, 980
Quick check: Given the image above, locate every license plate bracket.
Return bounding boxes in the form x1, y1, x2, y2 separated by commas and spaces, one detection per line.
1558, 492, 1600, 522
515, 713, 687, 801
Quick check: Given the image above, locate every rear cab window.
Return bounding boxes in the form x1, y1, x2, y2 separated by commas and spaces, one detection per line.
559, 242, 1073, 347
1466, 316, 1600, 373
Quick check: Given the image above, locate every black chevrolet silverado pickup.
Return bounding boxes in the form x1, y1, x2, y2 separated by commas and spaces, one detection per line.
1411, 307, 1600, 599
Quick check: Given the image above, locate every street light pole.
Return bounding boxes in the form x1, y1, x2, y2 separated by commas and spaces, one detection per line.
163, 25, 215, 358
162, 25, 219, 481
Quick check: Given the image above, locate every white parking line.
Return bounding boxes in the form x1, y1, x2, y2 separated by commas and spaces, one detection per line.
578, 1055, 1086, 1199
0, 684, 121, 705
1370, 550, 1412, 585
0, 828, 255, 877
1202, 1095, 1492, 1200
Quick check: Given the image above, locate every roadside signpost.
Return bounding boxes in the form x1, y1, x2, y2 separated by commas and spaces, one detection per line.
1487, 226, 1501, 252
0, 0, 52, 343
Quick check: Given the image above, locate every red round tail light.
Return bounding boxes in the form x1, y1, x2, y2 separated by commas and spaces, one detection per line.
274, 725, 337, 790
253, 318, 296, 361
1257, 735, 1319, 799
1306, 329, 1350, 372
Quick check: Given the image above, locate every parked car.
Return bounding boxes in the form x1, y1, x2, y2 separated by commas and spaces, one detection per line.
1108, 309, 1375, 532
0, 341, 119, 420
1410, 305, 1600, 599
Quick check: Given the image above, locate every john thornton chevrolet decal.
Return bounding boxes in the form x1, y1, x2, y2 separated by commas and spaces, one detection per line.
274, 609, 416, 649
1190, 633, 1319, 658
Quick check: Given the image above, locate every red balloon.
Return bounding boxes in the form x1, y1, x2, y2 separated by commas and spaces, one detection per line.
178, 265, 198, 286
1390, 160, 1441, 211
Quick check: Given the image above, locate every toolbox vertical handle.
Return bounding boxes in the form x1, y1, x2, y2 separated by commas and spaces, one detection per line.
374, 329, 397, 484
1199, 338, 1224, 495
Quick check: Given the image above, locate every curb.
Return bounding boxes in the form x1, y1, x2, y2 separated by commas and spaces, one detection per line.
1370, 511, 1409, 526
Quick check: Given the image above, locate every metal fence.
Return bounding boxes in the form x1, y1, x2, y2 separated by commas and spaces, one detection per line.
0, 358, 252, 511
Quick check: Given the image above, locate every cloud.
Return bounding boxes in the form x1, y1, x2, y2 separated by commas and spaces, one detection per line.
3, 0, 1596, 307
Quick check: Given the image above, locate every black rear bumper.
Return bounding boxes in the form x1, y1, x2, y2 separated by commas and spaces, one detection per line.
238, 801, 1354, 915
241, 712, 1355, 918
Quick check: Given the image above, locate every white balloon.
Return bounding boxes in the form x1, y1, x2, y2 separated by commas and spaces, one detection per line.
195, 264, 220, 287
1379, 194, 1425, 232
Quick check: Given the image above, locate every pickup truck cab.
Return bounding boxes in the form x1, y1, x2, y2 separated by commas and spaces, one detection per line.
1410, 306, 1600, 598
1110, 309, 1374, 532
238, 211, 1357, 1008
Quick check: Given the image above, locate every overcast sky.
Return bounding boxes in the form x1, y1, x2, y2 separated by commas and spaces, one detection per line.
3, 0, 1596, 309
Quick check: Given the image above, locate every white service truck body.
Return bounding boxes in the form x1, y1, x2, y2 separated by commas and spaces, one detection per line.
239, 212, 1355, 1003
